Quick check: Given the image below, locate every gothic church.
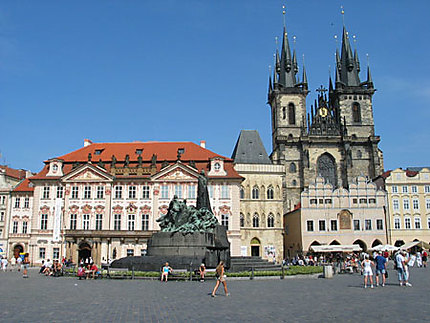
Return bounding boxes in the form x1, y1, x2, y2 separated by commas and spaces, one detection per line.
268, 23, 384, 210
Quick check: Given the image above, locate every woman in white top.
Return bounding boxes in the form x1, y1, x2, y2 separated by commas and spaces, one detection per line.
362, 254, 374, 289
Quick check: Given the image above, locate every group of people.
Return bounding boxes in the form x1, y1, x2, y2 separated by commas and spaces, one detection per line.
360, 249, 428, 288
77, 262, 99, 279
0, 254, 30, 278
40, 259, 63, 277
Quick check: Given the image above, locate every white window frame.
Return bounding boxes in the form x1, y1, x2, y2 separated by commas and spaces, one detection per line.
128, 214, 135, 231
71, 186, 79, 199
394, 217, 401, 230
142, 185, 150, 199
221, 185, 229, 199
129, 186, 137, 199
413, 199, 419, 210
392, 186, 398, 193
404, 217, 411, 229
403, 199, 410, 210
84, 186, 91, 199
161, 185, 169, 199
414, 217, 421, 229
411, 185, 418, 193
83, 214, 90, 230
306, 220, 314, 232
97, 186, 104, 199
43, 186, 50, 199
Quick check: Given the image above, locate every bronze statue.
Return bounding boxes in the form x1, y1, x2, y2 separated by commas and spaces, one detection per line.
111, 155, 117, 168
156, 170, 218, 233
124, 154, 130, 167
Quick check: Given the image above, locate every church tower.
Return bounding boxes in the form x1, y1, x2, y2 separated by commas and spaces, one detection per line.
331, 26, 383, 181
268, 17, 384, 211
268, 24, 309, 211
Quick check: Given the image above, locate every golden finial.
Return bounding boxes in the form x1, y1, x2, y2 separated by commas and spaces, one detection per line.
341, 5, 345, 26
282, 4, 286, 29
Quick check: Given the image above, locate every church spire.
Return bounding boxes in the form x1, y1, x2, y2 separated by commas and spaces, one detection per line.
336, 26, 361, 87
279, 27, 296, 88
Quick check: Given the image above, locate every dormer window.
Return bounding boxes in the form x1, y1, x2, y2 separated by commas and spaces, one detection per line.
178, 148, 185, 155
214, 163, 221, 171
52, 164, 58, 172
94, 149, 104, 155
135, 149, 143, 155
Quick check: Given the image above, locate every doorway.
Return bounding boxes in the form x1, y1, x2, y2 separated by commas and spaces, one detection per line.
250, 237, 261, 257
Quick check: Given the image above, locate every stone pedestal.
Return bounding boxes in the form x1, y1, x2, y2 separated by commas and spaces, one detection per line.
111, 225, 230, 271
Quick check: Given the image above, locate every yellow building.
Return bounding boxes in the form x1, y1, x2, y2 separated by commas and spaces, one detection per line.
384, 168, 430, 246
232, 131, 284, 263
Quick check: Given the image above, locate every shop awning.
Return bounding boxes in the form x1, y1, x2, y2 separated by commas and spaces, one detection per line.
310, 244, 362, 253
401, 241, 430, 250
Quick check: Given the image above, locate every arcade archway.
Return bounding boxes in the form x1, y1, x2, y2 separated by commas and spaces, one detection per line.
13, 244, 24, 258
251, 237, 261, 257
78, 242, 92, 262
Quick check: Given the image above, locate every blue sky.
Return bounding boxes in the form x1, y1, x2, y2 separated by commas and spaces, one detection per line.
0, 1, 429, 173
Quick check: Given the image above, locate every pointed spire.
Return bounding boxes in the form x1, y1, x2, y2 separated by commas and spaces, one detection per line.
302, 64, 308, 91
293, 49, 298, 74
354, 49, 360, 72
268, 74, 273, 93
279, 27, 296, 88
338, 26, 360, 86
367, 65, 374, 88
276, 49, 281, 74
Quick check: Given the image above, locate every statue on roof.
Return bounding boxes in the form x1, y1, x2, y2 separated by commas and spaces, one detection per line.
124, 154, 130, 167
111, 155, 117, 168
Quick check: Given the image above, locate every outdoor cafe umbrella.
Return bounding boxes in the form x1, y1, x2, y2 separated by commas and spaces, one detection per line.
370, 244, 399, 252
401, 240, 430, 250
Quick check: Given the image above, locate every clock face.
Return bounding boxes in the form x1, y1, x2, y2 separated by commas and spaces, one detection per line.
319, 107, 328, 117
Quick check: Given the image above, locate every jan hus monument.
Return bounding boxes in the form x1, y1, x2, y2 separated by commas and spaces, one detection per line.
111, 170, 231, 270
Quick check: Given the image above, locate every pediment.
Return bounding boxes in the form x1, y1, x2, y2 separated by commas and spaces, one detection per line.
152, 162, 199, 182
62, 164, 113, 183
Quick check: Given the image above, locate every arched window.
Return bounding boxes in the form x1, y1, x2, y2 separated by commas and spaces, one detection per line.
282, 107, 286, 120
240, 213, 244, 227
317, 153, 337, 188
288, 103, 295, 125
253, 214, 260, 228
267, 186, 274, 200
252, 186, 259, 199
352, 102, 361, 123
357, 150, 362, 159
267, 213, 275, 228
292, 180, 297, 186
289, 162, 297, 173
240, 187, 245, 199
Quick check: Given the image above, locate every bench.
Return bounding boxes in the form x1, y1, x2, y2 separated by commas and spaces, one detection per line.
106, 267, 131, 279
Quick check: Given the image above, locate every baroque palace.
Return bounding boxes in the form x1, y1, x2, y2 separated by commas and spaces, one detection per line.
1, 14, 429, 264
6, 141, 242, 265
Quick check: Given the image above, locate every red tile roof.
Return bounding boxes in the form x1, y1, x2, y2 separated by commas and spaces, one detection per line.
13, 178, 34, 192
32, 141, 242, 180
53, 142, 228, 163
0, 165, 27, 180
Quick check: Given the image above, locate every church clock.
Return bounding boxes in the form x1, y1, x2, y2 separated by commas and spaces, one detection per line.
318, 107, 328, 118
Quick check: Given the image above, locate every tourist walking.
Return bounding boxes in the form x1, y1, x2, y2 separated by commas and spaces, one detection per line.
396, 251, 412, 287
374, 251, 387, 287
361, 255, 374, 289
1, 256, 8, 272
422, 250, 428, 267
22, 253, 29, 278
16, 255, 22, 271
10, 256, 16, 272
199, 263, 206, 282
211, 261, 229, 297
161, 262, 172, 282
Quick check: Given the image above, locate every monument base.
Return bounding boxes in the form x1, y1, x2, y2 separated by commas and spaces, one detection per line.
111, 225, 230, 271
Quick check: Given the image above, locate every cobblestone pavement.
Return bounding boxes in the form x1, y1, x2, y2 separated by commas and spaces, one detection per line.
0, 267, 429, 322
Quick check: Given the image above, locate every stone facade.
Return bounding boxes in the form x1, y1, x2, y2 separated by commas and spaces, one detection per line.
234, 163, 284, 263
13, 141, 243, 265
284, 176, 388, 257
384, 168, 430, 246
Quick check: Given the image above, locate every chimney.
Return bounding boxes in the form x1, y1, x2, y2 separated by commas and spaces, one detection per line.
84, 139, 93, 147
200, 140, 206, 149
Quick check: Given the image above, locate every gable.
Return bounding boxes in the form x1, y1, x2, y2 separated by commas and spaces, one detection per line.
152, 163, 199, 182
62, 164, 113, 183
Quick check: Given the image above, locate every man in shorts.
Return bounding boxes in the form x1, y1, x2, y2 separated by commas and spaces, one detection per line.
374, 251, 387, 287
